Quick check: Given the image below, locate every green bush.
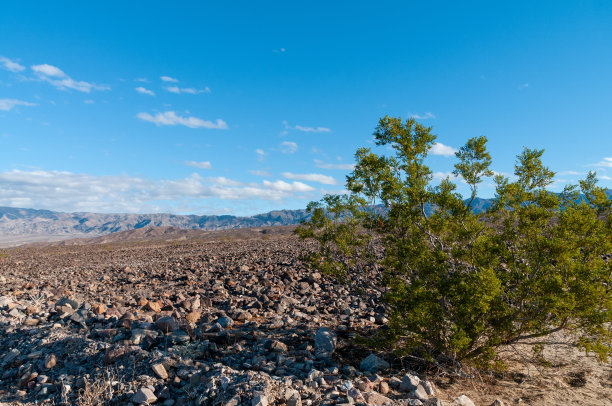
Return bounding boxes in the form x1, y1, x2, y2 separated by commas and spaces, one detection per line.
297, 116, 611, 365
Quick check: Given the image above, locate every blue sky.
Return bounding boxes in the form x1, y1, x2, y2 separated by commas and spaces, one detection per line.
1, 1, 611, 215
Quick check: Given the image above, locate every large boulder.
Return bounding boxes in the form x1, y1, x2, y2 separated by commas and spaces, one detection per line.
314, 327, 337, 359
360, 354, 390, 372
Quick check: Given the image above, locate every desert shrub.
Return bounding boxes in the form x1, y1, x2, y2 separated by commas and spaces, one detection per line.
297, 116, 611, 366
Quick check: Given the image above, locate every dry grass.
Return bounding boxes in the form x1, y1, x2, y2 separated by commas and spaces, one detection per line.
75, 369, 117, 406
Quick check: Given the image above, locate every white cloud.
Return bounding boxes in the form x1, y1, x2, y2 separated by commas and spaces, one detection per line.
250, 170, 271, 177
273, 48, 286, 53
135, 78, 149, 83
31, 64, 109, 93
137, 111, 228, 129
186, 161, 212, 169
280, 141, 298, 154
558, 170, 581, 176
207, 176, 242, 186
161, 76, 179, 82
282, 172, 337, 185
0, 170, 317, 213
0, 99, 37, 111
409, 112, 436, 119
164, 86, 210, 94
0, 56, 25, 72
135, 86, 155, 96
32, 64, 64, 77
84, 99, 94, 104
314, 159, 355, 170
433, 171, 459, 180
431, 142, 458, 157
599, 175, 612, 180
262, 180, 314, 192
594, 157, 612, 168
283, 120, 331, 133
255, 149, 266, 162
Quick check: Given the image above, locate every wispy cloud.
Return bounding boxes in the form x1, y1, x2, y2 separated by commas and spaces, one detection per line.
31, 64, 109, 93
558, 170, 581, 176
280, 141, 298, 154
255, 149, 266, 162
409, 112, 436, 119
434, 171, 473, 187
600, 175, 612, 180
160, 76, 179, 82
0, 56, 25, 72
165, 86, 210, 94
282, 172, 337, 185
0, 99, 37, 111
283, 120, 331, 134
137, 111, 228, 129
186, 161, 212, 169
250, 170, 271, 177
594, 157, 612, 168
84, 99, 94, 104
431, 142, 458, 157
519, 83, 529, 90
0, 170, 317, 212
314, 159, 355, 170
135, 86, 155, 96
273, 48, 286, 53
262, 180, 314, 193
135, 78, 149, 83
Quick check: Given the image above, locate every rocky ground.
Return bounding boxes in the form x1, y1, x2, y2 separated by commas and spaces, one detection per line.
0, 228, 609, 406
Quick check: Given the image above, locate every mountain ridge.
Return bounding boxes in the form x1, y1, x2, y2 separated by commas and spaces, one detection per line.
0, 189, 609, 247
0, 206, 309, 247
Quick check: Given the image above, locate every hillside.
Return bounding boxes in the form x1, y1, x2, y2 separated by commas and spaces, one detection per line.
0, 190, 609, 247
0, 207, 309, 247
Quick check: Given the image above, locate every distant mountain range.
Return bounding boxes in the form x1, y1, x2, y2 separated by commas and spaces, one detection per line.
0, 190, 609, 247
0, 207, 309, 247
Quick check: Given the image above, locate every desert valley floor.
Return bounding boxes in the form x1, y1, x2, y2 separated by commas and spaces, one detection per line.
0, 226, 610, 406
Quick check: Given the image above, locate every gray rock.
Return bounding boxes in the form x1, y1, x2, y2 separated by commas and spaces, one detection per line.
69, 311, 87, 326
55, 297, 80, 310
132, 387, 157, 404
410, 385, 429, 401
169, 330, 191, 344
454, 395, 475, 406
217, 316, 234, 328
2, 349, 20, 365
252, 394, 269, 406
359, 354, 390, 373
269, 340, 288, 353
362, 391, 392, 406
423, 381, 435, 396
314, 327, 337, 359
234, 309, 252, 321
490, 400, 505, 406
132, 329, 159, 345
285, 389, 302, 406
0, 296, 13, 309
422, 399, 444, 406
399, 374, 420, 392
155, 316, 179, 333
152, 363, 168, 379
388, 376, 402, 388
347, 387, 364, 402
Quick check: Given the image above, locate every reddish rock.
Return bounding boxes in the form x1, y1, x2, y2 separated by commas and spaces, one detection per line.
146, 301, 163, 313
93, 303, 107, 315
185, 311, 201, 323
103, 345, 140, 364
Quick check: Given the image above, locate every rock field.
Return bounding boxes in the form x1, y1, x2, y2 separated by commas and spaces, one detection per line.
0, 228, 609, 406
